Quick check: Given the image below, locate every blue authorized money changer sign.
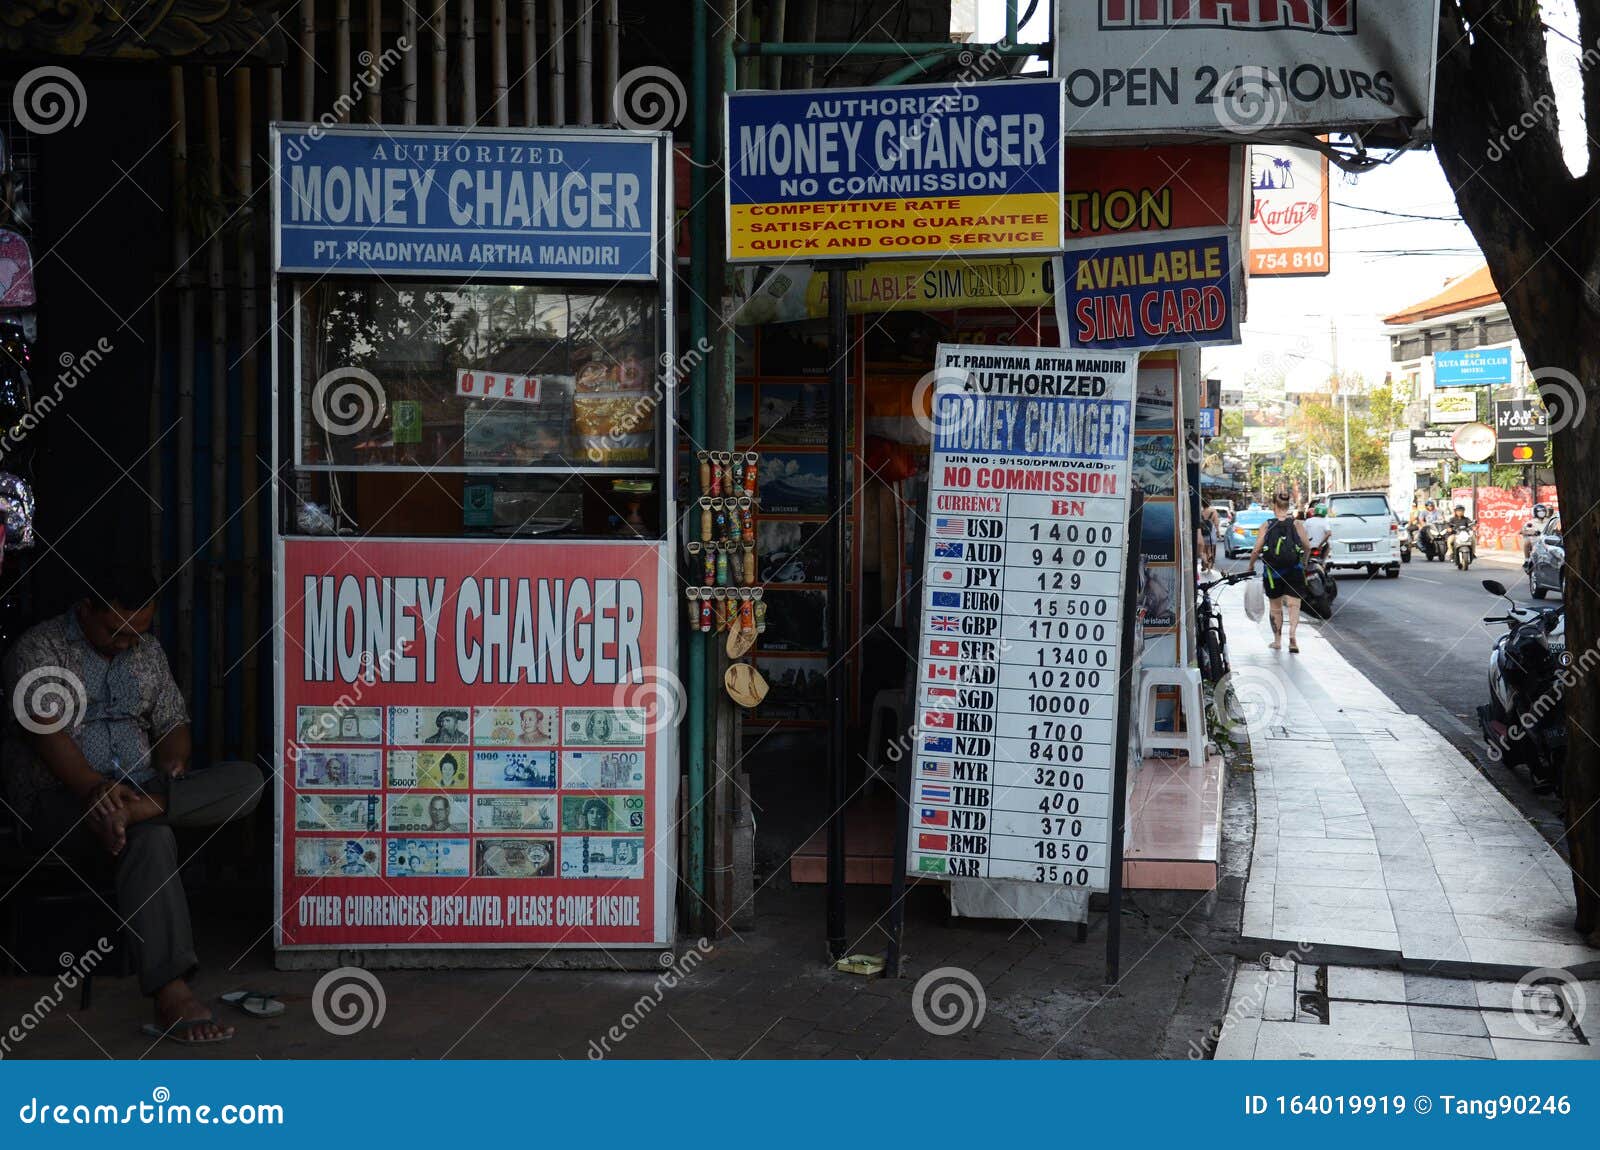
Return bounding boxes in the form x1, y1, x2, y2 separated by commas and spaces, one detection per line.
273, 125, 660, 279
909, 345, 1138, 888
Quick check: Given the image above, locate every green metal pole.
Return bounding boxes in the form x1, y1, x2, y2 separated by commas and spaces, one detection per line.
1006, 0, 1019, 46
686, 0, 710, 917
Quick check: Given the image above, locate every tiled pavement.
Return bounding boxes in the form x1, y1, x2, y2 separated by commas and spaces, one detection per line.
1213, 958, 1599, 1060
1222, 595, 1600, 978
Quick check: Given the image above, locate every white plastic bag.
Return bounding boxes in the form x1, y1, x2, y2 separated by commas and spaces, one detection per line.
1242, 577, 1265, 622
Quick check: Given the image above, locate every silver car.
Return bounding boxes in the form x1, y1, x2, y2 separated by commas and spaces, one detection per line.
1527, 516, 1564, 599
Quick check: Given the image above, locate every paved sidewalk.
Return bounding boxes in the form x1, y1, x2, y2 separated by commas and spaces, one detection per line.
1214, 957, 1599, 1060
1222, 595, 1599, 976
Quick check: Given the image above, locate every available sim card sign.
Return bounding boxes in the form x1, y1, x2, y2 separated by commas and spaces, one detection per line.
909, 345, 1140, 892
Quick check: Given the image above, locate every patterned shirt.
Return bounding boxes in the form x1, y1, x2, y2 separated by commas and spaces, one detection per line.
0, 610, 189, 814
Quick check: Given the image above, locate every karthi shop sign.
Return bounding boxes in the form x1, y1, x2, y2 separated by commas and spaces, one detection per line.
1055, 2, 1438, 138
909, 345, 1138, 888
1054, 231, 1240, 350
276, 538, 675, 949
1249, 145, 1330, 277
725, 79, 1064, 261
273, 124, 660, 280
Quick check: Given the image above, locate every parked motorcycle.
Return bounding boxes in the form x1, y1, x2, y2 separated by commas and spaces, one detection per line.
1418, 521, 1450, 562
1300, 543, 1339, 620
1476, 578, 1568, 792
1452, 520, 1477, 570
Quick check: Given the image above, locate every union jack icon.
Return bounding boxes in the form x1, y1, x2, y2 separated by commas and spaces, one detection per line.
929, 616, 959, 632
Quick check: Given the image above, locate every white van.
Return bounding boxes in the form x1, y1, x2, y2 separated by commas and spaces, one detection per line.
1313, 491, 1403, 578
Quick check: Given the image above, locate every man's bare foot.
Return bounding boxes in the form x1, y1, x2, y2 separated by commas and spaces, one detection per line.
154, 980, 235, 1042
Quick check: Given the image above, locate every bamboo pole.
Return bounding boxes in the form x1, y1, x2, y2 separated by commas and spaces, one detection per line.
236, 68, 262, 760
766, 0, 786, 90
575, 0, 591, 124
431, 2, 447, 123
799, 0, 818, 88
203, 67, 226, 762
521, 0, 538, 124
366, 0, 382, 123
460, 0, 477, 124
603, 0, 618, 123
491, 0, 509, 126
336, 0, 352, 119
547, 0, 565, 125
401, 2, 418, 123
149, 293, 163, 589
170, 68, 196, 699
298, 0, 316, 120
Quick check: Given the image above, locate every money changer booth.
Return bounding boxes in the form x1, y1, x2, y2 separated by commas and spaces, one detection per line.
270, 124, 678, 965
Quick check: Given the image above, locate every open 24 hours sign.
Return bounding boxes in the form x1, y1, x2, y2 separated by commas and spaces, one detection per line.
725, 79, 1064, 262
1053, 230, 1241, 351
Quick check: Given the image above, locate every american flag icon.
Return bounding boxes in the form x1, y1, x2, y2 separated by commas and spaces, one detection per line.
934, 518, 964, 536
930, 616, 958, 632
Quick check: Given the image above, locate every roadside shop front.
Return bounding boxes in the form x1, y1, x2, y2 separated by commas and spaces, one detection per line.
269, 124, 681, 965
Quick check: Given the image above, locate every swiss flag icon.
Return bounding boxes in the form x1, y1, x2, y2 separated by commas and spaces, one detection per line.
929, 639, 958, 657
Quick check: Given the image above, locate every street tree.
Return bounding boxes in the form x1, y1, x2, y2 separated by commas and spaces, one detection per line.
1433, 1, 1600, 942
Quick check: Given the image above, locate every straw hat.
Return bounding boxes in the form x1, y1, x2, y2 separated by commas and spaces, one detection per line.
724, 662, 768, 708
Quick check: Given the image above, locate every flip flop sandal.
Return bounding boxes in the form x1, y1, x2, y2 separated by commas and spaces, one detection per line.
220, 989, 286, 1018
140, 1013, 235, 1046
1289, 640, 1300, 654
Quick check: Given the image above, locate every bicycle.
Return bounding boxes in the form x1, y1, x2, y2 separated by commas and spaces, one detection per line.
1196, 570, 1255, 685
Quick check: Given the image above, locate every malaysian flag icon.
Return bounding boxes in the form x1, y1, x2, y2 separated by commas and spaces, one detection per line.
933, 541, 964, 559
935, 518, 964, 536
920, 760, 953, 778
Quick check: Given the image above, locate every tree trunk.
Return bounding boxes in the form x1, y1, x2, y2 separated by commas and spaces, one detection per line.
1432, 2, 1600, 943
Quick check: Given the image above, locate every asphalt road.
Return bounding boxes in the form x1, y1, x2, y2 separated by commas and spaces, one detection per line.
1214, 546, 1568, 843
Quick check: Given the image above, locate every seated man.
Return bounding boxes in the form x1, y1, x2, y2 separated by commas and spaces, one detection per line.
1, 567, 263, 1045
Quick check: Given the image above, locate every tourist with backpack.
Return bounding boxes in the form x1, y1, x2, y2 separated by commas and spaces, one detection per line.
1247, 492, 1314, 653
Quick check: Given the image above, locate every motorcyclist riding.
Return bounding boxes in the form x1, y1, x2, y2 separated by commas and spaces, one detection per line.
1522, 501, 1553, 558
1445, 504, 1474, 563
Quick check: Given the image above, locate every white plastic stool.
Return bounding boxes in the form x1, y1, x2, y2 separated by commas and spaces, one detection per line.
1137, 666, 1207, 766
865, 687, 909, 789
